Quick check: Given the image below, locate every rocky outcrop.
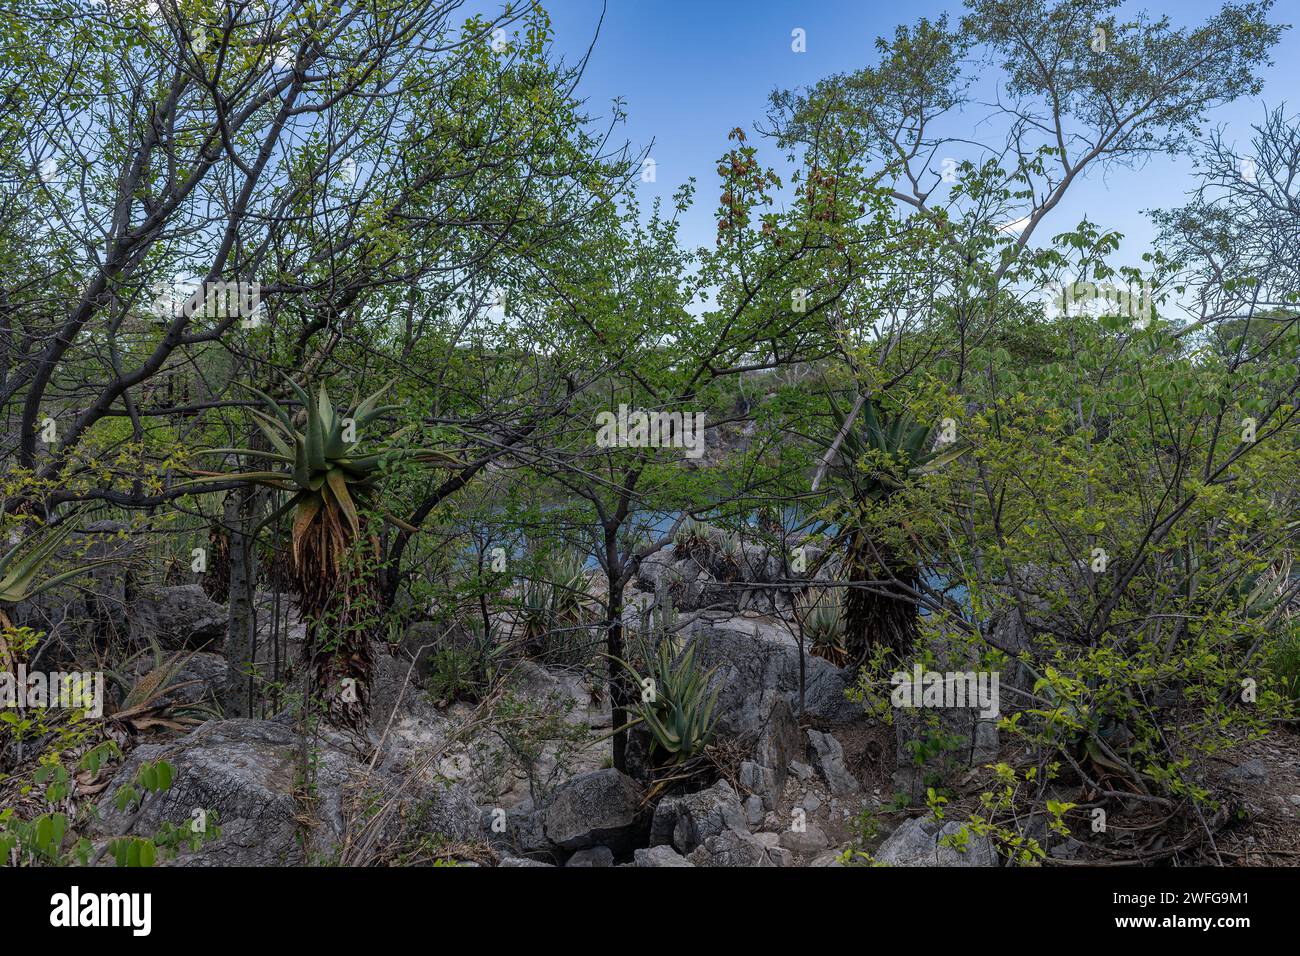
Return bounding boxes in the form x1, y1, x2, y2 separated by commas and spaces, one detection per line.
368, 650, 612, 808
731, 697, 803, 811
754, 699, 802, 791
508, 659, 609, 730
484, 800, 551, 857
636, 540, 823, 615
94, 718, 482, 866
95, 719, 348, 866
806, 729, 860, 795
1221, 758, 1269, 787
367, 653, 452, 760
685, 615, 858, 737
779, 822, 829, 855
83, 581, 885, 869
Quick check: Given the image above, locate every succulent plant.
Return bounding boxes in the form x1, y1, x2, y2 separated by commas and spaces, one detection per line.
632, 639, 719, 763
519, 549, 593, 664
673, 517, 714, 563
0, 516, 105, 628
614, 601, 719, 764
826, 393, 965, 662
426, 619, 506, 707
191, 377, 454, 565
828, 395, 966, 501
800, 586, 849, 666
714, 529, 746, 581
187, 376, 458, 727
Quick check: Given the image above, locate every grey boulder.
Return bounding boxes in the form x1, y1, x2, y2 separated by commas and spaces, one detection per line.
634, 844, 694, 867
651, 780, 747, 853
128, 585, 227, 652
541, 769, 648, 852
687, 828, 775, 867
779, 823, 829, 855
566, 846, 615, 867
94, 718, 482, 866
687, 616, 858, 737
875, 816, 997, 867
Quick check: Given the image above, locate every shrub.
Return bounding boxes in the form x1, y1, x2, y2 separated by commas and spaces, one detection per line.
426, 621, 505, 707
673, 518, 715, 563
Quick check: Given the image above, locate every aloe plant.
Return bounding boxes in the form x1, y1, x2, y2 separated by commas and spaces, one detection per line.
1238, 553, 1294, 621
189, 376, 456, 727
612, 603, 720, 764
826, 394, 965, 662
193, 377, 452, 558
0, 516, 110, 678
714, 529, 746, 581
0, 517, 105, 629
519, 550, 593, 665
673, 517, 714, 563
801, 587, 849, 666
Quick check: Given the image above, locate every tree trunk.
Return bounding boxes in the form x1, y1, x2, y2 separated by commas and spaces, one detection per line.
221, 487, 261, 717
604, 527, 630, 772
607, 604, 630, 772
291, 515, 380, 730
844, 529, 919, 665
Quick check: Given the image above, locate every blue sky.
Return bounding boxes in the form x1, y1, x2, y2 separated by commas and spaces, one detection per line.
529, 0, 1298, 265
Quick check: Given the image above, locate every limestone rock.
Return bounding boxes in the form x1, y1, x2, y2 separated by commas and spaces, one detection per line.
634, 845, 694, 867
650, 780, 747, 853
806, 729, 860, 795
541, 769, 647, 852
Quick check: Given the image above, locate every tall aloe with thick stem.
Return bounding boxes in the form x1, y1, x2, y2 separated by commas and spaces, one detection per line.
826, 395, 964, 664
191, 377, 454, 728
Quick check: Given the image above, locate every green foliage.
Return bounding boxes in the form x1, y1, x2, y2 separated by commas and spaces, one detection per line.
486, 690, 593, 804
1, 756, 219, 867
1267, 627, 1300, 711
0, 516, 107, 612
2, 0, 1296, 866
425, 623, 506, 707
962, 764, 1049, 866
105, 760, 221, 866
